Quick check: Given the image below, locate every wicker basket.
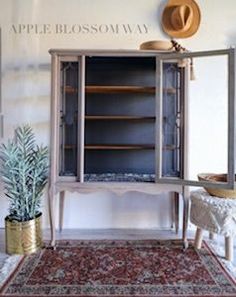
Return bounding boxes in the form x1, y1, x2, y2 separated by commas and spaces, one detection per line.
5, 213, 43, 255
198, 173, 236, 199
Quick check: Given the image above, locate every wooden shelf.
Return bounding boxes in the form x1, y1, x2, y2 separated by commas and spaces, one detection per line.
64, 86, 78, 94
164, 144, 178, 150
64, 144, 178, 150
64, 145, 77, 149
63, 85, 176, 94
85, 144, 155, 150
85, 86, 156, 94
85, 115, 155, 121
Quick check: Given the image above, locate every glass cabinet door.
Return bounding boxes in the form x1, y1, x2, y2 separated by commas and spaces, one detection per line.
59, 60, 79, 177
156, 48, 236, 189
161, 62, 184, 178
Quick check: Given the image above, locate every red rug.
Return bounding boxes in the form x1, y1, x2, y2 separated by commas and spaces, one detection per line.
0, 240, 235, 297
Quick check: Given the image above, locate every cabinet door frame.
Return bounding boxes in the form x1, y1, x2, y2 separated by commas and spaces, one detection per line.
155, 48, 236, 189
53, 55, 85, 183
77, 56, 85, 182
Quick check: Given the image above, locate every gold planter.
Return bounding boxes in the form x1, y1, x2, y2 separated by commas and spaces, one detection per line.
5, 213, 43, 255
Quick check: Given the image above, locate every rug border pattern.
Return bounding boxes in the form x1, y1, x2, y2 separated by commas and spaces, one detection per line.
0, 239, 235, 296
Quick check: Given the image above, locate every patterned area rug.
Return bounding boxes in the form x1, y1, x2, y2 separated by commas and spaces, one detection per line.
0, 240, 236, 297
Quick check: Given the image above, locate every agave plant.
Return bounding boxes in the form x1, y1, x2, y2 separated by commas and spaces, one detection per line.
0, 125, 48, 222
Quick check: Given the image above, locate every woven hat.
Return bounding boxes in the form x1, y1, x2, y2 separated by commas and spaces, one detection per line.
162, 0, 201, 38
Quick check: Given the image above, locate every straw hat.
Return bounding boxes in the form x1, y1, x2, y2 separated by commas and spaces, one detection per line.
139, 40, 173, 51
162, 0, 201, 38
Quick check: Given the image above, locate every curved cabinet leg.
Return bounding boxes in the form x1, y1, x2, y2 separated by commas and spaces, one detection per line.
48, 186, 56, 248
171, 192, 179, 233
182, 191, 190, 250
174, 192, 179, 234
59, 191, 65, 232
171, 193, 174, 229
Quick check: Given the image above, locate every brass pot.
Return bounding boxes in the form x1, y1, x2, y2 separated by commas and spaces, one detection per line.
5, 213, 43, 255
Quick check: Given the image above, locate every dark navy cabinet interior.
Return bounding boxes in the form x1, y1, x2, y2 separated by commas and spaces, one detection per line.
59, 56, 183, 182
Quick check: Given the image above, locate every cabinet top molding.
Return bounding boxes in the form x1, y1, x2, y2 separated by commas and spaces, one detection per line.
48, 49, 174, 56
48, 48, 234, 58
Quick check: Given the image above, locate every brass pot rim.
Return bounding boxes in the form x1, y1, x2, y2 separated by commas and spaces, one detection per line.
5, 212, 42, 224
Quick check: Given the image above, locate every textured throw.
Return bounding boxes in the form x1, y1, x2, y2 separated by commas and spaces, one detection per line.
0, 240, 235, 296
191, 190, 236, 237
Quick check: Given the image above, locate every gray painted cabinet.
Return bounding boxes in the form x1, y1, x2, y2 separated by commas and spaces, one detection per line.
48, 49, 236, 247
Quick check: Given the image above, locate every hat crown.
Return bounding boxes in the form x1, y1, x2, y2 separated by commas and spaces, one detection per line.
161, 0, 201, 38
171, 4, 193, 31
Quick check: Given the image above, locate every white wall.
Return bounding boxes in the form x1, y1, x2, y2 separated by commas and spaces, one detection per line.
0, 0, 235, 229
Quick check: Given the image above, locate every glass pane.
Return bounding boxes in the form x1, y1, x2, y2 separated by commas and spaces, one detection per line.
159, 53, 229, 186
162, 63, 182, 178
59, 62, 78, 176
187, 55, 228, 182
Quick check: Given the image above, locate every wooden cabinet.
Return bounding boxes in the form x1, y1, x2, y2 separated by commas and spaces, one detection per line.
49, 49, 236, 247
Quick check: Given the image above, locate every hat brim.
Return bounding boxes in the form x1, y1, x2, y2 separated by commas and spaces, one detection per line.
139, 40, 173, 50
162, 0, 201, 38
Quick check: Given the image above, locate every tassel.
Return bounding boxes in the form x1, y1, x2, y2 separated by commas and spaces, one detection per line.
177, 50, 187, 68
190, 58, 196, 81
171, 39, 188, 68
178, 58, 187, 68
171, 39, 196, 79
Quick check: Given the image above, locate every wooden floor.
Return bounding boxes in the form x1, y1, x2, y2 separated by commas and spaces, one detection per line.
0, 228, 235, 266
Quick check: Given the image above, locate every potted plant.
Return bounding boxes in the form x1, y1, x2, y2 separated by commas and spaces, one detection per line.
0, 125, 48, 254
